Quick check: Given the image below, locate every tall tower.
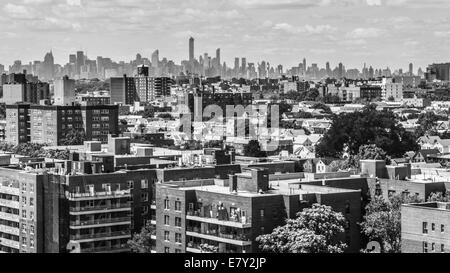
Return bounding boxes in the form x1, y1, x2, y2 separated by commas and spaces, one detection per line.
216, 48, 220, 67
409, 63, 414, 76
189, 37, 195, 62
152, 50, 159, 68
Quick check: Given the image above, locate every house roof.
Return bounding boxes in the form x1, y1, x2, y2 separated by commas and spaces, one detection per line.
415, 149, 440, 158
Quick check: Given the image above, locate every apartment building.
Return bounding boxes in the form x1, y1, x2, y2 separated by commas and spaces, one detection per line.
155, 167, 365, 253
5, 103, 119, 145
0, 165, 46, 253
402, 202, 450, 253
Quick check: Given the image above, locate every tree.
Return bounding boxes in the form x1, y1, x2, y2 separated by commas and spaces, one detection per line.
243, 140, 267, 157
204, 140, 224, 149
316, 104, 419, 158
128, 221, 155, 253
416, 112, 441, 137
427, 191, 450, 202
60, 129, 87, 146
256, 204, 347, 253
311, 103, 332, 114
360, 193, 422, 253
387, 96, 395, 102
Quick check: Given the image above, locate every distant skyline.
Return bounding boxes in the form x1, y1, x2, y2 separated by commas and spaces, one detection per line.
1, 0, 450, 70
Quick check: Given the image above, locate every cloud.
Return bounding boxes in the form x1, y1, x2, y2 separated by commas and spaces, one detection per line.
347, 27, 384, 38
3, 3, 34, 19
434, 31, 450, 38
273, 23, 337, 34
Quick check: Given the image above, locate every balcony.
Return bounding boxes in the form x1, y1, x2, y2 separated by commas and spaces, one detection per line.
0, 199, 20, 210
70, 217, 131, 229
186, 227, 252, 246
0, 224, 19, 236
0, 238, 19, 250
69, 203, 131, 215
70, 230, 131, 243
186, 211, 251, 228
66, 190, 131, 201
0, 186, 19, 196
0, 212, 19, 222
81, 244, 130, 253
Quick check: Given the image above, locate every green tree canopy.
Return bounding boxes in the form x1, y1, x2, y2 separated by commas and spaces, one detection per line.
360, 193, 422, 253
60, 129, 87, 146
316, 104, 419, 158
256, 204, 347, 253
243, 140, 267, 158
128, 221, 155, 253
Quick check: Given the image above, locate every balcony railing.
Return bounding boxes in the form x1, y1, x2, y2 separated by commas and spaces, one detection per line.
70, 203, 131, 213
81, 244, 129, 253
186, 226, 250, 242
0, 199, 20, 209
70, 230, 130, 241
0, 212, 19, 222
186, 209, 251, 227
0, 186, 20, 196
66, 190, 131, 200
70, 217, 131, 227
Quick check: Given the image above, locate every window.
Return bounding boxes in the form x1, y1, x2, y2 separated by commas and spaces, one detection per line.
21, 183, 27, 191
141, 179, 148, 189
22, 210, 27, 218
175, 233, 182, 244
442, 225, 445, 233
164, 215, 170, 225
260, 209, 265, 219
29, 198, 34, 207
441, 244, 445, 253
164, 247, 170, 253
164, 231, 170, 241
30, 224, 34, 235
30, 184, 34, 193
21, 223, 27, 233
30, 238, 34, 248
432, 243, 435, 252
432, 223, 435, 231
164, 199, 170, 210
260, 227, 265, 234
175, 217, 182, 227
423, 242, 428, 253
141, 193, 149, 202
142, 206, 148, 214
127, 181, 134, 189
175, 201, 182, 211
30, 211, 34, 221
345, 201, 351, 214
175, 249, 181, 253
423, 222, 428, 234
22, 237, 27, 246
22, 196, 27, 205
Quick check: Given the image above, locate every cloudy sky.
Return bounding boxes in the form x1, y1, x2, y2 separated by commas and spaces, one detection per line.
1, 0, 450, 71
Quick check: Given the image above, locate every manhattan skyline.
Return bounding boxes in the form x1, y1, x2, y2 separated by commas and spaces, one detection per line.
0, 0, 450, 70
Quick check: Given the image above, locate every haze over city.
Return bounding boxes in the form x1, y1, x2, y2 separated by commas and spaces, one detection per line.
1, 0, 450, 69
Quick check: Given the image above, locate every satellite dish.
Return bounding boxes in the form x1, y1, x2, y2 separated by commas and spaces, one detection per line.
67, 241, 81, 253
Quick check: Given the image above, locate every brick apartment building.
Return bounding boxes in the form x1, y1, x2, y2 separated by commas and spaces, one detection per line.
5, 103, 119, 145
402, 202, 450, 253
155, 168, 366, 253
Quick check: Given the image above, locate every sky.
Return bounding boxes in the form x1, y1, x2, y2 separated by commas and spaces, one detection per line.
0, 0, 450, 71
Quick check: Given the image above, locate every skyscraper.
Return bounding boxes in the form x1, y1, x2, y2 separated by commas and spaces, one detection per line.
152, 50, 159, 68
189, 37, 194, 62
409, 63, 414, 76
76, 51, 84, 75
241, 58, 247, 77
216, 48, 221, 67
42, 51, 54, 81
